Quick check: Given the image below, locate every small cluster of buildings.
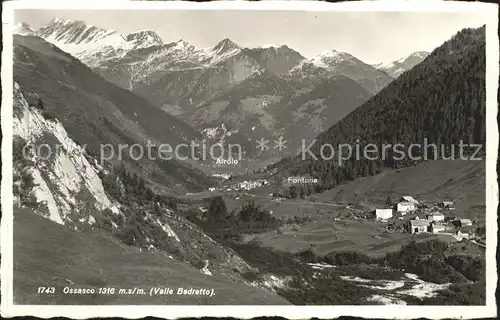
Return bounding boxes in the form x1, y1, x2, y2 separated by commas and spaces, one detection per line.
408, 216, 446, 234
374, 196, 474, 236
375, 196, 419, 221
228, 179, 269, 191
208, 179, 269, 193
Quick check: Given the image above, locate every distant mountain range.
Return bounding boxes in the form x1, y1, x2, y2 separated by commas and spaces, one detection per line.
15, 19, 427, 161
372, 51, 430, 78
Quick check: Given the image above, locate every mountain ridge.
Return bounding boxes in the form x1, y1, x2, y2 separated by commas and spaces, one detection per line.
270, 26, 485, 192
14, 34, 213, 194
372, 51, 429, 78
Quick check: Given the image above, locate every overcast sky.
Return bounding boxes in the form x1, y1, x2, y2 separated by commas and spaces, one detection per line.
15, 9, 485, 64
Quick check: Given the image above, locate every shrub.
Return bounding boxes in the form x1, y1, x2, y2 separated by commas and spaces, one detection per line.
208, 196, 227, 220
191, 257, 206, 269
324, 251, 371, 266
94, 215, 113, 232
241, 271, 261, 282
445, 255, 485, 282
42, 110, 58, 122
206, 249, 219, 260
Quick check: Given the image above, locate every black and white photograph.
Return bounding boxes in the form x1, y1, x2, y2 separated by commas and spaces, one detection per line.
1, 0, 498, 318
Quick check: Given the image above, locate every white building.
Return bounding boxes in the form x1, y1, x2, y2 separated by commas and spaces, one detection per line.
397, 202, 416, 214
431, 223, 446, 233
208, 187, 216, 192
375, 209, 393, 221
427, 213, 445, 222
460, 218, 473, 226
409, 219, 431, 234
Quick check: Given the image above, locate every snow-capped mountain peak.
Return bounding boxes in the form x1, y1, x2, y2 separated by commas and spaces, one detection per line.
173, 39, 195, 50
373, 51, 429, 78
292, 49, 354, 71
36, 18, 123, 47
13, 22, 35, 36
395, 51, 429, 65
18, 18, 169, 67
213, 38, 240, 53
259, 44, 291, 51
316, 50, 354, 66
125, 30, 163, 47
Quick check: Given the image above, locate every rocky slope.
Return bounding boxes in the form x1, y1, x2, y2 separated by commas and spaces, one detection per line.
13, 81, 291, 297
14, 34, 212, 194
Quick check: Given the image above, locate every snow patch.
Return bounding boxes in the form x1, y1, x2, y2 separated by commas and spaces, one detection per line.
398, 282, 451, 299
156, 218, 181, 242
30, 168, 63, 224
340, 273, 452, 303
308, 262, 336, 270
201, 260, 212, 276
367, 295, 407, 305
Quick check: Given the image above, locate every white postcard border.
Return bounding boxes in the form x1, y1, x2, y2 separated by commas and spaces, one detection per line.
1, 1, 498, 319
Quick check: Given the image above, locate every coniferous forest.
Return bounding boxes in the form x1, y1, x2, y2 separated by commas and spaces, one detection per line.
271, 26, 486, 192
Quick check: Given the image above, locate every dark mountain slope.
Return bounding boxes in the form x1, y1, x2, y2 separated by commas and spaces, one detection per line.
14, 35, 212, 193
271, 26, 486, 190
267, 75, 372, 152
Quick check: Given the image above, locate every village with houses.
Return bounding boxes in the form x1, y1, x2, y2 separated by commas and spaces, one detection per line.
374, 196, 480, 243
178, 172, 486, 261
208, 178, 270, 193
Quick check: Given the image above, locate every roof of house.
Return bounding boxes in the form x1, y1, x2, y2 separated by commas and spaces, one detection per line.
432, 224, 446, 229
410, 219, 430, 227
460, 218, 473, 223
398, 201, 415, 206
401, 196, 419, 204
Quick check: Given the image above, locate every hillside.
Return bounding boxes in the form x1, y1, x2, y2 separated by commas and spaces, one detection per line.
267, 75, 372, 153
319, 158, 485, 220
13, 207, 290, 305
271, 26, 486, 191
13, 35, 212, 194
12, 81, 295, 297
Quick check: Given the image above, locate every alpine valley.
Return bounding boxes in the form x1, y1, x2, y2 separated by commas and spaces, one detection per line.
11, 17, 487, 306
